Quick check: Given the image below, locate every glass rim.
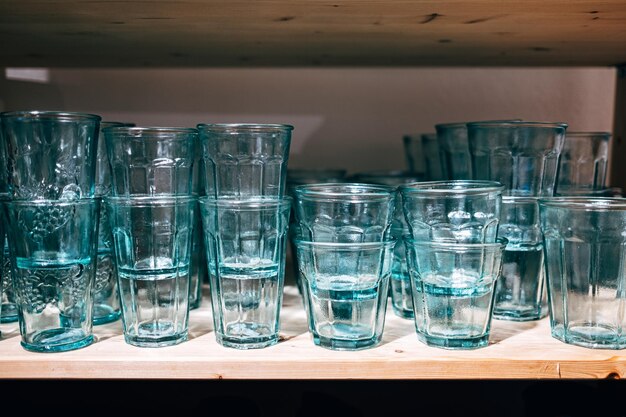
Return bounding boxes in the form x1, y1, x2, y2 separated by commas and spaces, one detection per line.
566, 131, 611, 139
502, 195, 540, 204
538, 197, 626, 210
294, 182, 396, 200
196, 123, 294, 132
0, 110, 102, 122
106, 195, 197, 206
466, 120, 568, 129
100, 121, 135, 129
434, 121, 467, 130
293, 238, 397, 250
5, 197, 101, 207
199, 196, 292, 210
102, 126, 199, 136
400, 180, 504, 195
404, 237, 508, 250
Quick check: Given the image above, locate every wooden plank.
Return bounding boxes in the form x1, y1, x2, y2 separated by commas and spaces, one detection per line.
0, 1, 625, 67
611, 65, 626, 191
1, 285, 626, 380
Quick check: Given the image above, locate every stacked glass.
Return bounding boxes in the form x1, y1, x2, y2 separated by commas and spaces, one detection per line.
198, 123, 293, 349
103, 126, 197, 347
0, 111, 101, 352
350, 170, 423, 319
468, 121, 567, 321
401, 181, 506, 349
293, 183, 396, 350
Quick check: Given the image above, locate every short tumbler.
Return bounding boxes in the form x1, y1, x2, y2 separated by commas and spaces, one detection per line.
295, 240, 395, 350
555, 131, 610, 195
540, 198, 626, 349
294, 183, 396, 243
4, 198, 100, 352
107, 196, 196, 348
198, 123, 293, 199
0, 111, 101, 200
405, 237, 507, 349
400, 180, 504, 243
200, 198, 292, 349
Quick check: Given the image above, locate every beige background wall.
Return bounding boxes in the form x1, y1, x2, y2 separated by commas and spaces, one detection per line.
0, 67, 616, 177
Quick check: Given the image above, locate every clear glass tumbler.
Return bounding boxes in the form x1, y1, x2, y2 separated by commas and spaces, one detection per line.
467, 121, 566, 197
400, 180, 504, 243
540, 197, 626, 349
435, 122, 472, 180
405, 237, 507, 349
198, 123, 293, 199
4, 198, 100, 352
104, 126, 197, 196
200, 197, 292, 349
0, 111, 101, 200
555, 131, 610, 196
107, 196, 196, 348
402, 133, 427, 177
295, 239, 395, 350
494, 196, 547, 321
294, 183, 396, 243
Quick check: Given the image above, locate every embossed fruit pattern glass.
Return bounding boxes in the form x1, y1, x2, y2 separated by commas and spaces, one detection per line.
198, 123, 293, 199
555, 131, 610, 195
0, 111, 101, 200
1, 238, 18, 323
3, 198, 100, 352
400, 180, 504, 244
200, 197, 291, 349
104, 126, 197, 196
405, 237, 506, 350
294, 183, 396, 243
107, 196, 195, 348
540, 198, 626, 349
295, 239, 395, 350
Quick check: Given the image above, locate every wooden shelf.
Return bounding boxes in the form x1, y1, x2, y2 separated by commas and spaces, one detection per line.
2, 1, 626, 67
1, 284, 625, 380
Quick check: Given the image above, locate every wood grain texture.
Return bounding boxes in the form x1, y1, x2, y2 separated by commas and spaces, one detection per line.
1, 285, 626, 380
0, 1, 625, 67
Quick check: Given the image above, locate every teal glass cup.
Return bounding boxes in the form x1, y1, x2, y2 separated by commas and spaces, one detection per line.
494, 196, 547, 321
190, 142, 207, 310
104, 126, 197, 196
4, 198, 100, 352
295, 239, 395, 350
400, 180, 504, 244
435, 122, 472, 180
200, 197, 291, 349
467, 121, 566, 197
93, 121, 135, 325
107, 196, 196, 348
1, 236, 18, 323
555, 131, 610, 196
405, 237, 507, 349
294, 183, 396, 243
198, 123, 293, 199
0, 111, 101, 200
540, 198, 626, 349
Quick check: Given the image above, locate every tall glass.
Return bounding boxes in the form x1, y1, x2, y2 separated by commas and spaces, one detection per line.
555, 131, 610, 195
435, 122, 472, 180
402, 133, 427, 177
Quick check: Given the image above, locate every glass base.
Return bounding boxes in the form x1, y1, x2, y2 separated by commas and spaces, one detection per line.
417, 332, 489, 350
552, 324, 626, 350
493, 304, 546, 321
0, 304, 19, 323
312, 333, 382, 351
189, 298, 202, 310
216, 333, 278, 350
93, 304, 121, 325
124, 331, 188, 348
21, 329, 94, 353
392, 306, 414, 320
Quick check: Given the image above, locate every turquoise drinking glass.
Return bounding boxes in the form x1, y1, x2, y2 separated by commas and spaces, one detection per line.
435, 122, 472, 180
555, 131, 610, 196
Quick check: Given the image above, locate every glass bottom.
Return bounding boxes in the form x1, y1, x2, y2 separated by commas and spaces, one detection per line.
216, 333, 278, 350
493, 303, 546, 321
124, 321, 188, 348
216, 322, 279, 349
392, 306, 414, 320
417, 332, 489, 350
312, 332, 382, 351
552, 323, 626, 350
0, 303, 19, 323
189, 298, 201, 310
93, 304, 121, 325
21, 329, 94, 353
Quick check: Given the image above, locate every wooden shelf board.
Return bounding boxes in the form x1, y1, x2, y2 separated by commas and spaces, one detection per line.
1, 285, 625, 380
1, 1, 626, 67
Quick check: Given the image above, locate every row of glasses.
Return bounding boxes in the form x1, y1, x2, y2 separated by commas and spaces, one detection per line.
199, 123, 294, 349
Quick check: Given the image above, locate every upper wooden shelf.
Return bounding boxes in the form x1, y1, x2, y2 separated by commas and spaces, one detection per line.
1, 1, 626, 67
1, 285, 625, 380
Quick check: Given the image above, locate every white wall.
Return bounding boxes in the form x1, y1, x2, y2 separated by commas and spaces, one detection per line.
0, 67, 616, 176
